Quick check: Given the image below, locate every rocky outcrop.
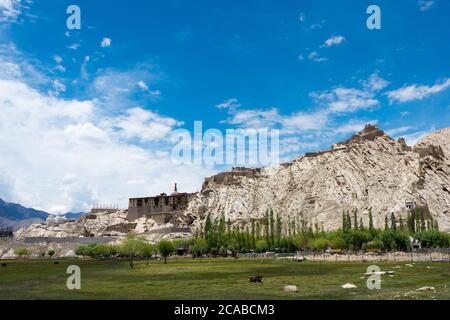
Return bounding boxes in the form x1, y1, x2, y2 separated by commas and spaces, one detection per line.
14, 210, 158, 239
12, 209, 191, 247
180, 125, 450, 232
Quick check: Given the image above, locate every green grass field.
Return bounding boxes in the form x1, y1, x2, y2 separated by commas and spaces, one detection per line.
0, 258, 449, 300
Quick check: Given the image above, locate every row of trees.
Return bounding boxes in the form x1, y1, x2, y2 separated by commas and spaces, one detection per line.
342, 208, 439, 233
196, 210, 450, 255
75, 235, 178, 268
14, 248, 55, 259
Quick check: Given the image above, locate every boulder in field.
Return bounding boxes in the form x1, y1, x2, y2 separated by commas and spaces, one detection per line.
342, 283, 358, 289
284, 285, 298, 293
416, 286, 435, 292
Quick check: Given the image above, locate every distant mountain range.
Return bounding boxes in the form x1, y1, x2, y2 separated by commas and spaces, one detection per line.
0, 199, 85, 231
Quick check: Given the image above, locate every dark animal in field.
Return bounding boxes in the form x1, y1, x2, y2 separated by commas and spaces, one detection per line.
1, 263, 6, 268
249, 275, 263, 283
53, 261, 59, 265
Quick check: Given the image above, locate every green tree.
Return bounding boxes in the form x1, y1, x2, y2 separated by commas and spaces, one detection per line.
407, 211, 415, 234
255, 239, 268, 253
276, 214, 283, 247
269, 209, 275, 247
390, 213, 397, 232
368, 208, 374, 231
419, 209, 426, 232
141, 243, 154, 266
346, 212, 352, 231
204, 212, 213, 247
192, 238, 208, 260
416, 230, 450, 248
158, 240, 175, 264
251, 220, 256, 248
311, 238, 330, 252
330, 237, 346, 250
399, 216, 405, 232
353, 210, 358, 230
48, 249, 55, 259
120, 235, 145, 269
15, 247, 30, 259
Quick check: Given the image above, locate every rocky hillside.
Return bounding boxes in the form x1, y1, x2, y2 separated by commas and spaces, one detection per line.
180, 125, 450, 232
13, 210, 190, 244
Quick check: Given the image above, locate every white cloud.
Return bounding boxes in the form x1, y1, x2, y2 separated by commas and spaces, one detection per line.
80, 56, 90, 80
218, 73, 390, 157
0, 43, 50, 86
0, 169, 15, 201
0, 57, 212, 213
402, 130, 433, 146
302, 19, 326, 31
387, 78, 450, 104
362, 73, 390, 92
309, 73, 389, 114
55, 64, 66, 73
418, 0, 435, 11
101, 107, 182, 143
67, 43, 80, 50
136, 80, 161, 97
137, 80, 149, 91
101, 37, 112, 48
321, 35, 345, 48
280, 111, 329, 133
311, 87, 379, 113
385, 126, 413, 137
51, 79, 66, 95
149, 89, 161, 97
90, 66, 161, 110
216, 98, 241, 110
53, 55, 63, 64
53, 55, 66, 73
308, 51, 328, 63
334, 120, 378, 135
400, 111, 410, 117
0, 0, 21, 22
221, 101, 328, 133
298, 13, 306, 22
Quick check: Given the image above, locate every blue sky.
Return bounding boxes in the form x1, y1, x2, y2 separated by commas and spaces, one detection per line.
0, 0, 449, 212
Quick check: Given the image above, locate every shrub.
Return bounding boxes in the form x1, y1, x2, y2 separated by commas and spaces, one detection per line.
330, 237, 347, 250
15, 247, 30, 259
416, 230, 450, 248
344, 230, 369, 251
192, 238, 208, 258
141, 243, 154, 265
255, 240, 268, 253
311, 238, 330, 252
380, 230, 411, 252
362, 240, 384, 252
75, 245, 90, 258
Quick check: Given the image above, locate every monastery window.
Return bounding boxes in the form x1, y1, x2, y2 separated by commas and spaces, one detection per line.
406, 202, 416, 210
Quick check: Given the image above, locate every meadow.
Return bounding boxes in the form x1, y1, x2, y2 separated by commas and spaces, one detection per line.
0, 258, 449, 300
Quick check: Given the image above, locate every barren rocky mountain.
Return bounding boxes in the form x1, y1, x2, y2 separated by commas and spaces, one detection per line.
11, 125, 450, 245
12, 210, 189, 243
180, 125, 450, 233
